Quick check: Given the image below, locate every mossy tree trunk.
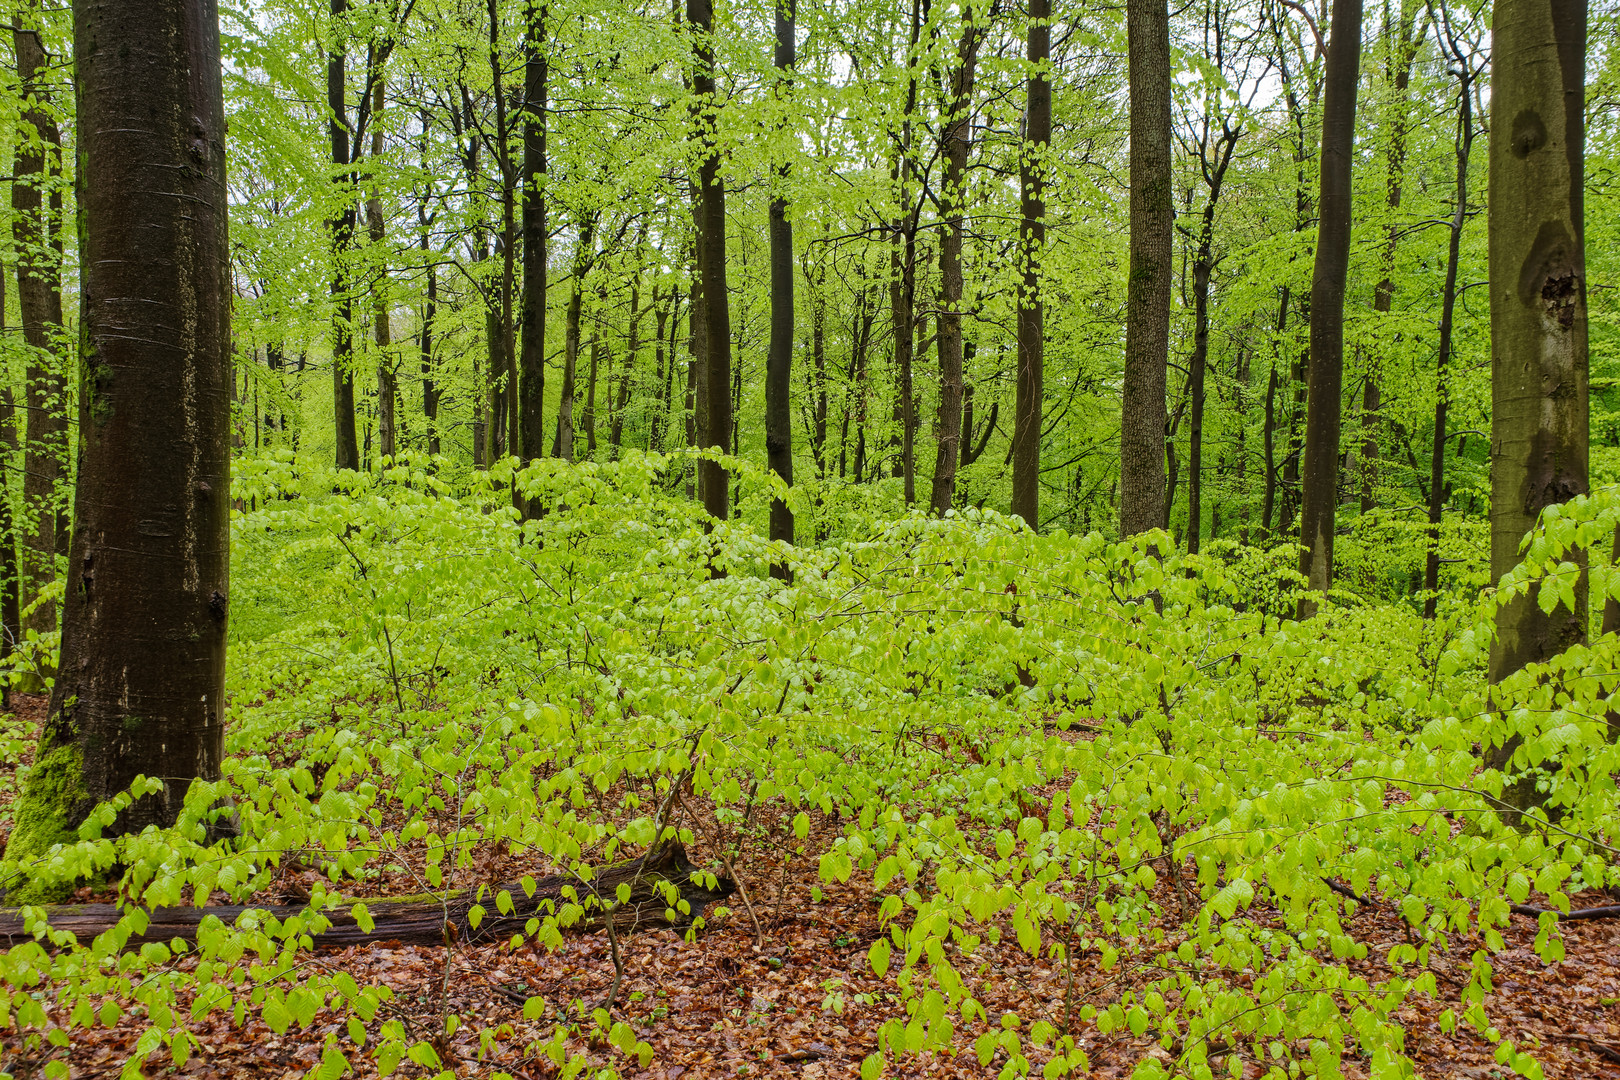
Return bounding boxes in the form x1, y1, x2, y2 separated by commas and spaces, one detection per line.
5, 0, 232, 899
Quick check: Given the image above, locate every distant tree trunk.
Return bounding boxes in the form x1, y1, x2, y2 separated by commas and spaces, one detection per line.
1186, 128, 1238, 555
651, 289, 672, 451
366, 80, 396, 462
929, 8, 984, 517
328, 0, 360, 471
1296, 0, 1363, 613
1011, 0, 1049, 529
611, 272, 641, 450
0, 271, 21, 706
689, 0, 732, 522
1486, 0, 1588, 811
583, 320, 602, 457
766, 0, 797, 568
686, 230, 704, 500
419, 230, 439, 456
810, 275, 828, 476
850, 287, 876, 482
486, 0, 518, 461
1362, 3, 1424, 513
519, 1, 548, 466
1261, 336, 1280, 538
1423, 39, 1477, 620
1120, 0, 1172, 536
6, 0, 232, 891
555, 215, 595, 463
12, 22, 68, 639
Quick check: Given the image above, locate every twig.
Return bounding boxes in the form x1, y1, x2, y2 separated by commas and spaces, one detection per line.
1509, 903, 1620, 921
1321, 877, 1375, 906
1550, 1033, 1620, 1064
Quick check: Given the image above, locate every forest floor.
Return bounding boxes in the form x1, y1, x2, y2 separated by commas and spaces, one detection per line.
4, 693, 1620, 1080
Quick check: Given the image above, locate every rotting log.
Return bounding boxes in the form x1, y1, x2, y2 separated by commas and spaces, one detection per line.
0, 842, 734, 950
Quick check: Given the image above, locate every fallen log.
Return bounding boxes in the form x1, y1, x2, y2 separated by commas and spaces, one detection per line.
0, 842, 734, 950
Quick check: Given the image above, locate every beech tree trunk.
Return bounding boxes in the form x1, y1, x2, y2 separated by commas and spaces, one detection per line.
1486, 0, 1588, 809
1423, 37, 1476, 620
12, 22, 68, 639
519, 1, 548, 466
0, 273, 20, 704
554, 215, 595, 463
765, 0, 797, 568
366, 80, 396, 461
1296, 0, 1363, 613
328, 0, 361, 471
1120, 0, 1172, 536
928, 8, 984, 517
1011, 0, 1049, 530
689, 0, 732, 522
488, 0, 519, 461
5, 0, 232, 897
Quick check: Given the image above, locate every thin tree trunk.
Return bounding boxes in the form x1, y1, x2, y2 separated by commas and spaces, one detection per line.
12, 21, 68, 638
0, 265, 20, 706
420, 228, 439, 456
519, 1, 548, 466
367, 79, 396, 461
929, 7, 984, 517
765, 0, 797, 567
1423, 44, 1476, 619
1120, 0, 1172, 536
555, 215, 595, 463
890, 0, 923, 503
489, 0, 519, 460
6, 0, 232, 884
1187, 132, 1237, 555
611, 272, 641, 450
584, 320, 602, 457
1296, 0, 1364, 612
1011, 0, 1049, 529
1486, 0, 1588, 812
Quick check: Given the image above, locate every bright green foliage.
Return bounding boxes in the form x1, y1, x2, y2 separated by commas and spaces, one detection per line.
2, 451, 1617, 1077
3, 743, 87, 903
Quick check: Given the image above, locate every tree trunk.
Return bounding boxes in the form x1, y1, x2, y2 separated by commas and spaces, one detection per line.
1486, 0, 1588, 809
1011, 0, 1049, 530
1187, 132, 1236, 555
555, 216, 595, 463
420, 226, 439, 456
929, 8, 984, 517
0, 269, 21, 708
519, 1, 548, 467
584, 321, 602, 458
328, 0, 361, 471
1296, 0, 1363, 613
611, 272, 641, 450
1423, 47, 1476, 620
889, 0, 924, 504
488, 0, 519, 462
366, 79, 396, 462
5, 0, 232, 897
1120, 0, 1172, 536
690, 0, 731, 523
765, 0, 797, 568
12, 22, 68, 639
1362, 3, 1424, 513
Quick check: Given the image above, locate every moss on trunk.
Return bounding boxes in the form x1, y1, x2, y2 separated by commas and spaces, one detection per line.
3, 743, 88, 903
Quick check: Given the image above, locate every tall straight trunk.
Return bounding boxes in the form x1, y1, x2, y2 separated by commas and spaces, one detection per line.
0, 268, 20, 705
583, 319, 602, 457
519, 1, 548, 465
1011, 0, 1049, 529
1261, 287, 1288, 538
686, 233, 705, 500
420, 230, 439, 455
1362, 3, 1424, 512
13, 22, 68, 638
611, 273, 641, 449
1423, 51, 1476, 619
890, 0, 923, 503
488, 0, 518, 460
850, 288, 875, 482
765, 0, 797, 563
367, 79, 396, 461
810, 278, 828, 476
652, 289, 673, 451
7, 0, 231, 882
689, 0, 732, 522
555, 215, 595, 462
929, 8, 984, 517
1296, 0, 1363, 612
328, 0, 360, 471
1487, 0, 1588, 809
1120, 0, 1172, 536
1186, 132, 1237, 555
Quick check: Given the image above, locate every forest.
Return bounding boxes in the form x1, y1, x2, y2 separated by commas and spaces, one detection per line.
0, 0, 1618, 1077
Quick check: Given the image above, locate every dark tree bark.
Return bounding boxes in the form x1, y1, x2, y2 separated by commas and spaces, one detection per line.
1486, 0, 1588, 811
419, 216, 439, 456
328, 0, 361, 471
766, 0, 797, 570
519, 2, 548, 466
611, 269, 642, 450
929, 7, 985, 517
5, 0, 232, 894
1296, 0, 1363, 613
0, 271, 21, 707
1186, 124, 1239, 555
1011, 0, 1049, 529
554, 214, 596, 462
889, 0, 924, 503
689, 0, 732, 522
487, 0, 519, 461
1423, 22, 1477, 619
1120, 0, 1172, 536
12, 22, 68, 638
584, 318, 603, 457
